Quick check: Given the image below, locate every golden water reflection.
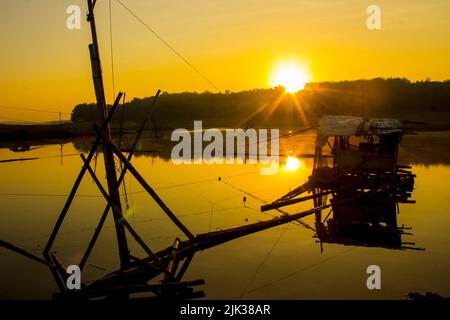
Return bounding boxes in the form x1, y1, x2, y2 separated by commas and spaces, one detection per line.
0, 132, 450, 299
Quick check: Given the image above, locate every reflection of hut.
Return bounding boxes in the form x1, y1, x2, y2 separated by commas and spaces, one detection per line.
262, 115, 422, 250
315, 192, 418, 250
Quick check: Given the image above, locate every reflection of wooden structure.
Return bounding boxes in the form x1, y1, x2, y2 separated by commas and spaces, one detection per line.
315, 192, 419, 250
263, 115, 423, 250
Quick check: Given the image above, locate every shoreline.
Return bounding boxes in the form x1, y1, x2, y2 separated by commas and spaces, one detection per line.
2, 120, 450, 143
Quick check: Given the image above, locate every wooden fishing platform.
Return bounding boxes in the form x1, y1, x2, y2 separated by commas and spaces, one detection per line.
0, 1, 328, 299
262, 115, 424, 251
0, 1, 426, 300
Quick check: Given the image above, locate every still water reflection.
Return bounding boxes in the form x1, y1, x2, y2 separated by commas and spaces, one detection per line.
0, 131, 450, 299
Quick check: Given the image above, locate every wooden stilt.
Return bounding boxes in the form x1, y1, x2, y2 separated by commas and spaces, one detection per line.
176, 253, 194, 282
165, 238, 180, 281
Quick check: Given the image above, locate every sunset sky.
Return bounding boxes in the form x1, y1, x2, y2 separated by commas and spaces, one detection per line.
0, 0, 449, 121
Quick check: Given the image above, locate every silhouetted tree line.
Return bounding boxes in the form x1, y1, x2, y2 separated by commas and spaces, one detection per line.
71, 78, 450, 129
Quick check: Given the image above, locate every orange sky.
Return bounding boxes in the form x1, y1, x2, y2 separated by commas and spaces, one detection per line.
0, 0, 449, 122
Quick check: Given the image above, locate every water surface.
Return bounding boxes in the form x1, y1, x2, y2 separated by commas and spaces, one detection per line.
0, 131, 449, 299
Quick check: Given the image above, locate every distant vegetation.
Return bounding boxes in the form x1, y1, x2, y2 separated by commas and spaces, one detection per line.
71, 78, 450, 129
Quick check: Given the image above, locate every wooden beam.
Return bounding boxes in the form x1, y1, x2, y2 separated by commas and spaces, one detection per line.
165, 238, 180, 281
85, 178, 415, 290
87, 0, 129, 270
94, 124, 195, 240
277, 181, 312, 201
122, 220, 176, 282
0, 240, 54, 267
261, 190, 333, 211
79, 92, 161, 269
43, 92, 123, 258
80, 154, 176, 281
176, 253, 194, 282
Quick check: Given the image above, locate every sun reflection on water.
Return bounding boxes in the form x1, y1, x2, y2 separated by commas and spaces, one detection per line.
283, 156, 302, 172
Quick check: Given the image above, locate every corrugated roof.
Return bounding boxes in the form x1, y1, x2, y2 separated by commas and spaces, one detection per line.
317, 115, 403, 146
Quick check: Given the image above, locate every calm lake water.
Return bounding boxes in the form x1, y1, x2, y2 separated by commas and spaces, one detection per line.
1, 130, 450, 299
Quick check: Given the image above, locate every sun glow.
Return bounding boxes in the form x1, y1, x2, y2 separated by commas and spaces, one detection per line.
270, 61, 310, 93
283, 156, 302, 172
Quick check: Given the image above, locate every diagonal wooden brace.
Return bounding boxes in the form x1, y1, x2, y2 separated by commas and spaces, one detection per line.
80, 154, 176, 281
93, 124, 195, 240
79, 91, 162, 269
43, 92, 123, 258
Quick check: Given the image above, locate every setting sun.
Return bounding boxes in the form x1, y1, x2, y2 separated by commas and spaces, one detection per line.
270, 61, 310, 93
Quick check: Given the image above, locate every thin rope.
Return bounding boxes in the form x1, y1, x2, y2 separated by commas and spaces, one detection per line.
240, 247, 355, 297
221, 180, 315, 231
0, 204, 248, 249
0, 170, 257, 198
0, 105, 70, 115
238, 223, 290, 299
0, 115, 39, 123
115, 0, 220, 92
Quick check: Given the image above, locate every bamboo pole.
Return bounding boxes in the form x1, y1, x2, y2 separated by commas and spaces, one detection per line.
93, 124, 195, 240
261, 189, 333, 211
80, 154, 176, 281
87, 0, 129, 270
0, 240, 54, 267
165, 238, 180, 281
82, 177, 414, 291
176, 253, 194, 282
43, 92, 123, 259
78, 91, 161, 269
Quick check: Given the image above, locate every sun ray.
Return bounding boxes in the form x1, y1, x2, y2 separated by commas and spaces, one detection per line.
291, 93, 309, 126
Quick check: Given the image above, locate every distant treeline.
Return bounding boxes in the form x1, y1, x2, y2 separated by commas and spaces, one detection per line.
71, 78, 450, 129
